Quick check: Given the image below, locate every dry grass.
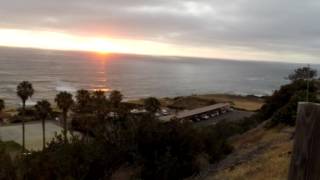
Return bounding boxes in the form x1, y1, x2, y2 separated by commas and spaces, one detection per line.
205, 126, 293, 180
196, 94, 264, 111
128, 93, 264, 111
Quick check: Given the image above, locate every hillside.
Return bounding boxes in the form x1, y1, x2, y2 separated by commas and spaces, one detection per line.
197, 124, 294, 180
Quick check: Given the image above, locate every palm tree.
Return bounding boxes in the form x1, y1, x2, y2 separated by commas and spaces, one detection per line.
144, 97, 161, 114
35, 100, 52, 150
75, 89, 93, 141
109, 90, 123, 119
92, 90, 109, 121
17, 81, 34, 151
75, 89, 91, 114
55, 91, 74, 143
109, 90, 123, 109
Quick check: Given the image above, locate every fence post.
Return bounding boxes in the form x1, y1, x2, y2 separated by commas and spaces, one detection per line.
288, 102, 320, 180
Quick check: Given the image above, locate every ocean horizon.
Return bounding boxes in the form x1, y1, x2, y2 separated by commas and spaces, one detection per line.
0, 46, 317, 106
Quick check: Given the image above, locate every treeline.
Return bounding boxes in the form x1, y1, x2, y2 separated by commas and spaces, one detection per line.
258, 66, 319, 126
0, 83, 234, 179
0, 112, 233, 179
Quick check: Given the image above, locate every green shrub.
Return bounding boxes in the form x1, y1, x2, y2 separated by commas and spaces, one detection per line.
271, 91, 318, 126
258, 80, 318, 125
0, 149, 16, 180
18, 115, 233, 180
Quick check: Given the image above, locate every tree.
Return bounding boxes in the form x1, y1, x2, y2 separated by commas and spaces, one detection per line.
92, 90, 109, 121
287, 66, 317, 81
17, 81, 34, 151
109, 90, 123, 109
35, 100, 52, 150
75, 89, 91, 113
144, 97, 161, 114
55, 92, 74, 143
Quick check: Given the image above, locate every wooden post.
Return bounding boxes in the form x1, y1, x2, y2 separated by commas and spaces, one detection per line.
288, 102, 320, 180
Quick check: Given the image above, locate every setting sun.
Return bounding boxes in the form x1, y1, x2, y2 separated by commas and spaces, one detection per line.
0, 28, 249, 61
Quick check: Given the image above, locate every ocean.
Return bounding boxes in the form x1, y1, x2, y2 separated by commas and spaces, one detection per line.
0, 47, 315, 106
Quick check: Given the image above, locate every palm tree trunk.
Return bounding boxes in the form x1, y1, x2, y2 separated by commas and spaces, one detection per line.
63, 111, 67, 143
42, 118, 45, 150
22, 101, 25, 152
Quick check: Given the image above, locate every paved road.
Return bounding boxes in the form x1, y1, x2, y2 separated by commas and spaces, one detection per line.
0, 121, 65, 151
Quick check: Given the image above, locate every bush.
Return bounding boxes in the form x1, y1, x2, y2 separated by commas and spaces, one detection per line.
0, 141, 20, 180
258, 80, 318, 125
135, 120, 203, 179
271, 90, 318, 126
0, 149, 16, 180
21, 135, 124, 180
17, 115, 233, 180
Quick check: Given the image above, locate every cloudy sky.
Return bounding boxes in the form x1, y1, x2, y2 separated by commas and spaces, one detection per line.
1, 0, 320, 63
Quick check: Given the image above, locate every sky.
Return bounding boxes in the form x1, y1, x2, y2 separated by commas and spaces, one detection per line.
1, 0, 320, 63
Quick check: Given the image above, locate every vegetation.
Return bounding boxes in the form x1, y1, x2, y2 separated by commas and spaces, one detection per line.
1, 112, 235, 179
0, 147, 17, 180
15, 117, 233, 180
144, 97, 161, 114
0, 82, 239, 179
34, 100, 52, 150
109, 90, 123, 109
0, 140, 22, 180
74, 89, 92, 113
287, 66, 317, 81
55, 91, 74, 143
91, 90, 110, 121
258, 66, 319, 126
17, 81, 34, 151
258, 79, 318, 126
209, 125, 293, 180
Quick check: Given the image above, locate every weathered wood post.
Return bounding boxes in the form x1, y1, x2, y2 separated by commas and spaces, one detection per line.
288, 102, 320, 180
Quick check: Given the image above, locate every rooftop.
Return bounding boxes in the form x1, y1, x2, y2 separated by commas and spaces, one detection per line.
160, 103, 230, 122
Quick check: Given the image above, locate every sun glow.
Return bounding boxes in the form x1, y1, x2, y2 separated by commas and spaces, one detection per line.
0, 28, 179, 55
0, 28, 298, 62
0, 28, 225, 58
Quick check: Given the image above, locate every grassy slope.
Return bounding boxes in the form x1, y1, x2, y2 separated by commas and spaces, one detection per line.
129, 93, 264, 111
203, 125, 293, 180
196, 94, 264, 111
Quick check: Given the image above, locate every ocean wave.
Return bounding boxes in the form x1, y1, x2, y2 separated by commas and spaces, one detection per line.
55, 81, 77, 92
0, 70, 15, 75
16, 99, 37, 107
